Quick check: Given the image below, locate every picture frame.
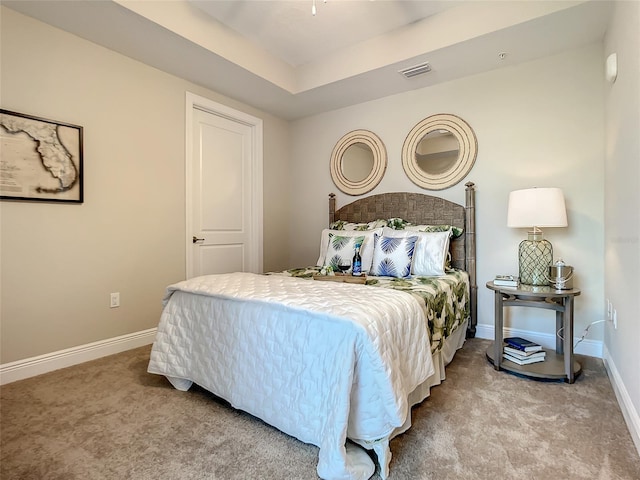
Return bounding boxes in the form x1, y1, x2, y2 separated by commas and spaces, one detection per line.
0, 109, 83, 203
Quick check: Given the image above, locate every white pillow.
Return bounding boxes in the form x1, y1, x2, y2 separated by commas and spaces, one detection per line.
317, 228, 382, 270
382, 227, 451, 276
370, 234, 418, 278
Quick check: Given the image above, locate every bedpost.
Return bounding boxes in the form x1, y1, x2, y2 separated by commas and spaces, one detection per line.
329, 193, 336, 226
465, 182, 477, 338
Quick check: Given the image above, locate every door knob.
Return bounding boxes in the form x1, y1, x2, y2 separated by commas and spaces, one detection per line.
192, 236, 205, 244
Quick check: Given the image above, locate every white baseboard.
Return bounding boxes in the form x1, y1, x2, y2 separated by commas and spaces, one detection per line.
474, 323, 603, 358
0, 328, 157, 385
603, 345, 640, 457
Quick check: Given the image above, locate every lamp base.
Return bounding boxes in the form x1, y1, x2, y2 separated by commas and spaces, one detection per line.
518, 233, 553, 286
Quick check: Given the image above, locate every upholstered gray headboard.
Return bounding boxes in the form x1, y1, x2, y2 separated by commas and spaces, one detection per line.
328, 182, 477, 337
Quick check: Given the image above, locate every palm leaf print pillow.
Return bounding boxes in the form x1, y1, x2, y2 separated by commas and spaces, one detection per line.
324, 234, 365, 271
370, 234, 418, 278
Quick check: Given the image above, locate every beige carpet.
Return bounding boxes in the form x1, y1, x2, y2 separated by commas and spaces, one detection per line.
1, 338, 639, 479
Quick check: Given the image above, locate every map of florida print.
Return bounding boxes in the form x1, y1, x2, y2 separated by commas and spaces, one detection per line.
0, 113, 80, 197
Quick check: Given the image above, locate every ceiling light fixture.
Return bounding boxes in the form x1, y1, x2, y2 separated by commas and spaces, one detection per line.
398, 62, 432, 78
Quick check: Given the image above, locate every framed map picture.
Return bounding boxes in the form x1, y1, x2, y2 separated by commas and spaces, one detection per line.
0, 109, 83, 203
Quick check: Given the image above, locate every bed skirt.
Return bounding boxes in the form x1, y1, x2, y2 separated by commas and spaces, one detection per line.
351, 317, 468, 479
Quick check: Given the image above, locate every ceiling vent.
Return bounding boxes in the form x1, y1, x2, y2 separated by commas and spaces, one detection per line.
398, 62, 432, 78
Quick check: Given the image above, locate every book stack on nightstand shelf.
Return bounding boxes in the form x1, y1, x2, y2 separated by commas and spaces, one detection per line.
494, 275, 519, 288
503, 337, 546, 365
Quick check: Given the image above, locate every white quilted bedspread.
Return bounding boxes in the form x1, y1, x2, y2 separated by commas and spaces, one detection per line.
147, 272, 434, 480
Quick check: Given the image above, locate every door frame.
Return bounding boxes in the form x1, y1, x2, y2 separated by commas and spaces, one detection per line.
185, 92, 263, 278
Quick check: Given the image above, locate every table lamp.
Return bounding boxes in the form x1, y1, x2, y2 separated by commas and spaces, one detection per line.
507, 187, 568, 286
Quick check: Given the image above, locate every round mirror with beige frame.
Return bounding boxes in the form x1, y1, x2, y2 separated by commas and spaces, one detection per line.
330, 130, 387, 195
402, 114, 477, 190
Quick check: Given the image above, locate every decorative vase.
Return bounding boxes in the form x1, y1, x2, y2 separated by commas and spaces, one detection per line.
518, 231, 553, 286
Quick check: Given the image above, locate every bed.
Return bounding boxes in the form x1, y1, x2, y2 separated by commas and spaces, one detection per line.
148, 182, 477, 480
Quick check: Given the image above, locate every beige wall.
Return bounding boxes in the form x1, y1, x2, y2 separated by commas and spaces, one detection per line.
0, 8, 291, 363
604, 0, 640, 450
290, 44, 605, 351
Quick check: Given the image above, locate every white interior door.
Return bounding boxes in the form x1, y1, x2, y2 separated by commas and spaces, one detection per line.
186, 94, 263, 278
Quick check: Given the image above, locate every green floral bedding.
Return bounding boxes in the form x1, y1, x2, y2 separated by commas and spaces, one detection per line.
272, 267, 470, 354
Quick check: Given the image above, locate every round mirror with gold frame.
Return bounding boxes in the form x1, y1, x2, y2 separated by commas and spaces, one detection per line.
402, 114, 477, 190
330, 130, 387, 195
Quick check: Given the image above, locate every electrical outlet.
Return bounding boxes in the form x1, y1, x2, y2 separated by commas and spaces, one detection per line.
606, 299, 612, 319
613, 309, 617, 329
110, 292, 120, 308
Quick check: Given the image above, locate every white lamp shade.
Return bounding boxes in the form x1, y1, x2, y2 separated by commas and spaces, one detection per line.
507, 187, 568, 228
